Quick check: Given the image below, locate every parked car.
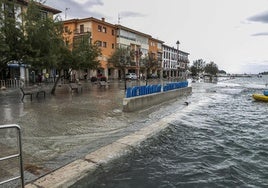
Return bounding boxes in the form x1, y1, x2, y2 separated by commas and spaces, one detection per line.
125, 73, 138, 80
148, 73, 159, 79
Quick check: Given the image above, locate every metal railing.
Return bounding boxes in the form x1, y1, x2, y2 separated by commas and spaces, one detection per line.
0, 79, 22, 88
0, 124, 24, 188
125, 81, 189, 98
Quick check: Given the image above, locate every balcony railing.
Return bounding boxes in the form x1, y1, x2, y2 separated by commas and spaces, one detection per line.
73, 27, 91, 35
129, 61, 137, 67
178, 57, 189, 63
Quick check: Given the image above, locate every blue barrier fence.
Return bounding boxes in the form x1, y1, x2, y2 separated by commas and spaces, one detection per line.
126, 81, 188, 98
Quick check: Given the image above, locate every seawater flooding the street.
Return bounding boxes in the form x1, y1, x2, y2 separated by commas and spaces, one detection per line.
77, 76, 268, 188
1, 77, 268, 187
0, 80, 188, 184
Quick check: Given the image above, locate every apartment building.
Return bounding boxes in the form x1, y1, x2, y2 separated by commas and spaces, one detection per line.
115, 24, 152, 78
63, 17, 117, 79
162, 43, 190, 79
178, 50, 190, 78
1, 0, 61, 83
10, 0, 61, 18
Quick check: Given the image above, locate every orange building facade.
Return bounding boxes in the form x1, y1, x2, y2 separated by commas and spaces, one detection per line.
148, 37, 164, 76
63, 17, 117, 79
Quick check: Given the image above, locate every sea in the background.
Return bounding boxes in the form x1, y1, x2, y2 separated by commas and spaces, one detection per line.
79, 75, 268, 187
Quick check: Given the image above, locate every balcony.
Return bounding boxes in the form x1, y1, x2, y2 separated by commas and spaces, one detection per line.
178, 57, 189, 64
74, 27, 91, 35
129, 61, 137, 67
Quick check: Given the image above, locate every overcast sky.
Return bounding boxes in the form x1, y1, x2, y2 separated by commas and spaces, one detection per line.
45, 0, 268, 74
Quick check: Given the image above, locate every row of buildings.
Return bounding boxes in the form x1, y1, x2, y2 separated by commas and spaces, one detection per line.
3, 1, 190, 83
63, 17, 190, 80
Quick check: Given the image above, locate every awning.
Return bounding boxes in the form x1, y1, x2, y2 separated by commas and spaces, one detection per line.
7, 64, 28, 68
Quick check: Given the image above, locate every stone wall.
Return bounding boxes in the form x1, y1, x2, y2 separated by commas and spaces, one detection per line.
123, 87, 192, 112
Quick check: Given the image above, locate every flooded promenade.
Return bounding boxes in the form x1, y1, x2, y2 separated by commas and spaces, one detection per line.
0, 80, 189, 185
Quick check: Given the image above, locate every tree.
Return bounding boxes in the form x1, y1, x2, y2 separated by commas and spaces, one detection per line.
21, 0, 102, 94
190, 65, 198, 77
50, 41, 74, 94
23, 0, 61, 69
192, 59, 206, 76
72, 34, 101, 71
21, 0, 67, 94
218, 70, 226, 74
141, 52, 158, 85
0, 0, 26, 77
50, 32, 101, 94
108, 46, 133, 90
204, 61, 218, 76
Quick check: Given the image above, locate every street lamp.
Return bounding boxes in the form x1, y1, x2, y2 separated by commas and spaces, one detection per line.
176, 40, 180, 49
176, 40, 180, 79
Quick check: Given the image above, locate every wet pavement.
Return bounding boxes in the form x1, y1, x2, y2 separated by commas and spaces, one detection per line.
0, 79, 187, 185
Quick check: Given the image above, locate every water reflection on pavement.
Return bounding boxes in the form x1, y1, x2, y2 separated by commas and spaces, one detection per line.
0, 80, 187, 182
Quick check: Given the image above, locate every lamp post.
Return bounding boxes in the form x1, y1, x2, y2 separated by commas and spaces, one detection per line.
176, 40, 180, 80
160, 57, 163, 91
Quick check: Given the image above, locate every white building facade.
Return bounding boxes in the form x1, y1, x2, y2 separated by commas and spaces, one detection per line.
116, 25, 150, 78
162, 44, 189, 79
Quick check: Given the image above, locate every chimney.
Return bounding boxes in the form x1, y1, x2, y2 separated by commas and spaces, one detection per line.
101, 17, 105, 22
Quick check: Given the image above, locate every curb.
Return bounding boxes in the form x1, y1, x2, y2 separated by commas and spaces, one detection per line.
25, 112, 178, 187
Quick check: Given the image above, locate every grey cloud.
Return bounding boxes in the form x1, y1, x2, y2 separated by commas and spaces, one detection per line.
251, 32, 268, 36
247, 11, 268, 23
85, 0, 104, 6
120, 11, 146, 18
45, 0, 105, 19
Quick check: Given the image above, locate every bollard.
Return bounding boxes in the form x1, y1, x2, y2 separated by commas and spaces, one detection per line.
140, 86, 146, 95
132, 87, 138, 97
157, 84, 161, 92
126, 88, 132, 98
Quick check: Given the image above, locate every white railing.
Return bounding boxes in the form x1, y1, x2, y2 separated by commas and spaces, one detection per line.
0, 79, 22, 88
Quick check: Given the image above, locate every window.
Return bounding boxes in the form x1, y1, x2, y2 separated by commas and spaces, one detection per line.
96, 40, 102, 47
80, 25, 84, 33
112, 29, 114, 35
112, 43, 114, 49
98, 25, 102, 32
40, 10, 47, 20
64, 26, 68, 33
103, 42, 107, 48
102, 27, 107, 33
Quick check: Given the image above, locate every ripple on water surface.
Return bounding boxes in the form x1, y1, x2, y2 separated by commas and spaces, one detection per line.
83, 79, 268, 188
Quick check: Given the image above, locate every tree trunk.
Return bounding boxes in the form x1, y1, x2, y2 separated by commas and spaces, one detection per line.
50, 74, 62, 95
145, 68, 148, 86
123, 69, 127, 90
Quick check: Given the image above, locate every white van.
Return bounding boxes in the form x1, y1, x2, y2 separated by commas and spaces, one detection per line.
125, 73, 138, 80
